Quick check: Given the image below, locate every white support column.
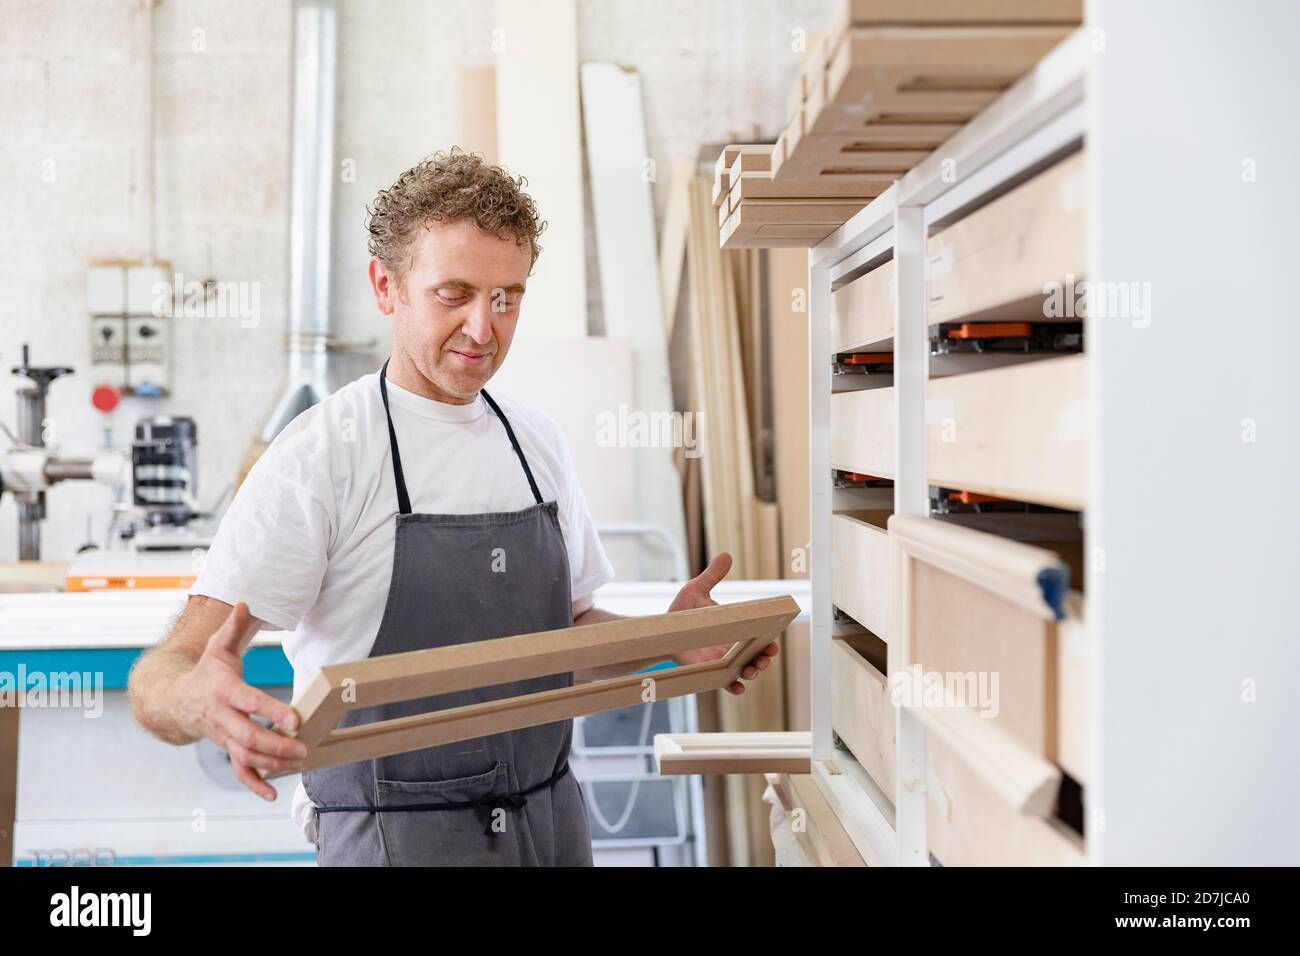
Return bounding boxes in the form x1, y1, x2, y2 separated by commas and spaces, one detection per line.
891, 202, 929, 865
808, 251, 834, 763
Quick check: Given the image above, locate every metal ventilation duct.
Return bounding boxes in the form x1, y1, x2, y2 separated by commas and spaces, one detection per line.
262, 0, 371, 441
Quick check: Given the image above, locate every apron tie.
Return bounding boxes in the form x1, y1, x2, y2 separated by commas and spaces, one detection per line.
474, 792, 529, 837
314, 762, 572, 841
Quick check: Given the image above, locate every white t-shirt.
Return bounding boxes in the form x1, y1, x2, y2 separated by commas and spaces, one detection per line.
190, 370, 615, 840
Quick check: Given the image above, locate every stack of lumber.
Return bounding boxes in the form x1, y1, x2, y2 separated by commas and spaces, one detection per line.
717, 0, 1081, 249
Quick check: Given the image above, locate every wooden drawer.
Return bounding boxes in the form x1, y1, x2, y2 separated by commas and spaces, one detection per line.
925, 354, 1087, 510
831, 259, 894, 353
831, 630, 896, 798
831, 511, 892, 639
830, 387, 894, 479
890, 515, 1081, 765
926, 149, 1086, 325
924, 716, 1085, 867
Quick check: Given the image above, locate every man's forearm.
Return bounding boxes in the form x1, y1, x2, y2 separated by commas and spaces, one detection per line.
128, 646, 202, 745
571, 605, 674, 681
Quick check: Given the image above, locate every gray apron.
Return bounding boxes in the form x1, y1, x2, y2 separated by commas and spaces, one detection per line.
302, 361, 594, 866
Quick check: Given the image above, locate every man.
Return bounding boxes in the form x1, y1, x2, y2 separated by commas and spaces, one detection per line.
128, 149, 777, 866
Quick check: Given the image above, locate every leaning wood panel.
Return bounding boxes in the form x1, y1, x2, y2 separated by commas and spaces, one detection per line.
653, 732, 811, 776
279, 597, 798, 775
926, 149, 1086, 324
830, 386, 895, 479
831, 258, 895, 353
925, 354, 1087, 510
831, 511, 893, 639
924, 716, 1084, 867
831, 632, 896, 798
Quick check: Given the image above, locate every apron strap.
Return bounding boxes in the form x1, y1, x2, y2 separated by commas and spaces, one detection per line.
480, 388, 544, 506
378, 359, 413, 516
377, 362, 544, 514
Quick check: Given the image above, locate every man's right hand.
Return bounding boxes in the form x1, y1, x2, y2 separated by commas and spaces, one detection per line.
170, 601, 308, 800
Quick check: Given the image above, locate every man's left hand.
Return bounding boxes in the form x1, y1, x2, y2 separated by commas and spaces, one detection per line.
669, 552, 780, 695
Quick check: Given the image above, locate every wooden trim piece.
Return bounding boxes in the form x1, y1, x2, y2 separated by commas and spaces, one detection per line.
926, 148, 1086, 324
732, 171, 883, 203
889, 513, 1068, 620
904, 688, 1059, 816
280, 597, 799, 776
653, 732, 812, 775
925, 354, 1088, 511
725, 148, 773, 190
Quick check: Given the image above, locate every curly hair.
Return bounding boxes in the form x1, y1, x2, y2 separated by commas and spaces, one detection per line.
366, 148, 545, 277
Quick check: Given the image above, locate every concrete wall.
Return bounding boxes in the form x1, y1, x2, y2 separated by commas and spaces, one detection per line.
0, 0, 831, 564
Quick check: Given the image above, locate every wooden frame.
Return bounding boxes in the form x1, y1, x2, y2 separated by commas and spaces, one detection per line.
278, 597, 798, 776
653, 732, 811, 776
889, 515, 1084, 820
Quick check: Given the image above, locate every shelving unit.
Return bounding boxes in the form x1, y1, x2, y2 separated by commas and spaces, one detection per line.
799, 22, 1092, 866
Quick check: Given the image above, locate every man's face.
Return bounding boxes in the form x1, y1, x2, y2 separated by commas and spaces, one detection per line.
371, 219, 531, 403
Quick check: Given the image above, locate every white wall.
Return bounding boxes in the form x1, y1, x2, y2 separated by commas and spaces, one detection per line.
0, 0, 831, 563
1090, 0, 1300, 864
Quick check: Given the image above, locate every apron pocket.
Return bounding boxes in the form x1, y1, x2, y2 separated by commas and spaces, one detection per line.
375, 762, 526, 867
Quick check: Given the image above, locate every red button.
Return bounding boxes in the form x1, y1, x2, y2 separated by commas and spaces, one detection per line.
92, 385, 120, 412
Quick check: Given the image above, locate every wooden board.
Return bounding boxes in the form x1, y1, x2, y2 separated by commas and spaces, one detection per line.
831, 510, 893, 639
803, 26, 1071, 138
493, 0, 586, 338
831, 631, 896, 798
732, 171, 882, 202
827, 1, 1082, 50
279, 597, 798, 776
925, 354, 1087, 510
457, 66, 497, 164
659, 159, 694, 339
653, 731, 812, 775
927, 149, 1086, 324
831, 257, 895, 353
721, 211, 836, 249
830, 386, 895, 479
